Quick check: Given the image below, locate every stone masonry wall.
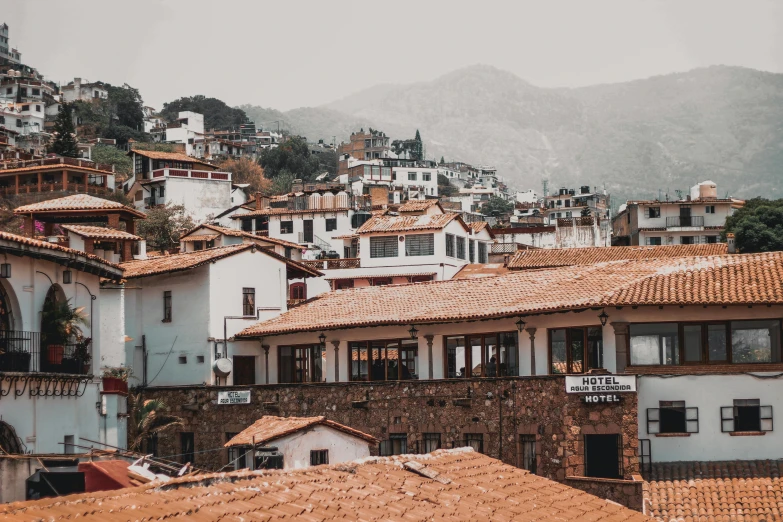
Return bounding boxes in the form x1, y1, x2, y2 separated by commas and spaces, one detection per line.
140, 376, 640, 507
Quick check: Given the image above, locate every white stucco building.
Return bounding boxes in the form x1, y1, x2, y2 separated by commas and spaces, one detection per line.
60, 78, 109, 103
149, 111, 204, 156
224, 416, 377, 470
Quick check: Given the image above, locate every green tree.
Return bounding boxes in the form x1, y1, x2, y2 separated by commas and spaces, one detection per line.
91, 144, 133, 177
437, 173, 457, 197
259, 136, 320, 180
724, 198, 783, 253
136, 204, 195, 252
161, 95, 249, 129
481, 196, 514, 217
127, 393, 183, 452
269, 170, 296, 195
439, 156, 445, 165
50, 102, 78, 157
107, 84, 144, 130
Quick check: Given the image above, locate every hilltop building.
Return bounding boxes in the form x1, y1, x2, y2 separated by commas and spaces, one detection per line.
0, 23, 22, 64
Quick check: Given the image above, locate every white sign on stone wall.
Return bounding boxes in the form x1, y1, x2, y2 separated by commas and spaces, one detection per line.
218, 390, 251, 405
565, 375, 636, 394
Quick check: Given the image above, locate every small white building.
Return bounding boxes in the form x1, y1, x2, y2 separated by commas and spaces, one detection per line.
149, 111, 204, 156
60, 78, 108, 103
224, 415, 378, 470
178, 223, 304, 261
121, 244, 321, 388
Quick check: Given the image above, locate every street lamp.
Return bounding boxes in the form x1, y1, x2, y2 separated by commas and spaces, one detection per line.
515, 317, 526, 332
598, 309, 609, 327
318, 333, 326, 345
408, 325, 419, 340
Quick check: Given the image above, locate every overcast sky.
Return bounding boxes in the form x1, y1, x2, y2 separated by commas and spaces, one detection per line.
4, 0, 782, 111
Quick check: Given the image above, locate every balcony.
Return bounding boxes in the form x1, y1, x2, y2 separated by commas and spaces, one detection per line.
0, 331, 90, 375
666, 216, 705, 228
150, 168, 231, 182
301, 258, 361, 270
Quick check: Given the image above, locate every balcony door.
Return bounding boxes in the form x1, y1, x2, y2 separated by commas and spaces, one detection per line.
680, 206, 691, 227
303, 220, 313, 243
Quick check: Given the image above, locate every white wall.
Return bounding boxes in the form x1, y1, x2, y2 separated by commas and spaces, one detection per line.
391, 167, 439, 197
164, 177, 233, 223
267, 211, 353, 254
273, 425, 372, 469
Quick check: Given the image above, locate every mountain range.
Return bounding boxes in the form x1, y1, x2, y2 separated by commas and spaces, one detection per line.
239, 64, 783, 204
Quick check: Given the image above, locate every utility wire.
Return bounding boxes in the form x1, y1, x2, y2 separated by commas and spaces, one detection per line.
147, 336, 177, 386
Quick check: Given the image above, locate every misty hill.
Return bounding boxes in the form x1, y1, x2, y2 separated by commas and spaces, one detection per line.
240, 65, 783, 202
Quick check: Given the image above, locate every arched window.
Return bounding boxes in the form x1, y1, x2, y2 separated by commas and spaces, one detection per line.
0, 283, 13, 332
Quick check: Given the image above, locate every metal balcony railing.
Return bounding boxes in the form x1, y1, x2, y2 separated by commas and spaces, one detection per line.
666, 216, 704, 227
0, 330, 91, 375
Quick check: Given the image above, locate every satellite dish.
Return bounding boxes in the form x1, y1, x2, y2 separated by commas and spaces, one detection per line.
213, 358, 232, 377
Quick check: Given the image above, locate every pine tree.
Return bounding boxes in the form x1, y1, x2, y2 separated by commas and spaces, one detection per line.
440, 156, 445, 165
414, 129, 423, 161
50, 102, 78, 157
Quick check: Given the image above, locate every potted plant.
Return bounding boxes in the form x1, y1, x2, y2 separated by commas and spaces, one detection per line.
41, 298, 88, 369
62, 336, 92, 374
0, 335, 32, 372
102, 367, 131, 394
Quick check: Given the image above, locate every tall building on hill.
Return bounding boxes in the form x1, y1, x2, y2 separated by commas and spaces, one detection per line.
337, 129, 390, 175
0, 23, 22, 64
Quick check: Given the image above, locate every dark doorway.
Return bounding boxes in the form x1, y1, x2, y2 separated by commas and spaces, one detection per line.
679, 206, 692, 226
303, 220, 313, 243
584, 434, 621, 479
233, 356, 256, 385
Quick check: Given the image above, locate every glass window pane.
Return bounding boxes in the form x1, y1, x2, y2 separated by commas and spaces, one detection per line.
630, 323, 679, 365
469, 337, 482, 377
371, 341, 386, 381
569, 328, 584, 373
351, 343, 368, 381
484, 335, 498, 377
683, 325, 702, 362
550, 329, 567, 374
386, 340, 399, 380
587, 327, 603, 370
279, 346, 293, 383
446, 336, 466, 378
499, 332, 518, 377
399, 339, 418, 380
731, 320, 781, 363
311, 345, 324, 382
708, 324, 728, 362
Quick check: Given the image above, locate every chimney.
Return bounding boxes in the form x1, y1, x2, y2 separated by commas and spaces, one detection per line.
135, 240, 148, 260
726, 233, 736, 254
255, 193, 269, 210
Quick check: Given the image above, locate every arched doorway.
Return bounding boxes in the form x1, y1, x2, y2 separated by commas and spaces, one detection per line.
0, 281, 26, 372
0, 282, 13, 332
40, 284, 67, 372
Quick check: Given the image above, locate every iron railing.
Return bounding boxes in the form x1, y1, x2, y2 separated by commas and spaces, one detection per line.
666, 216, 704, 227
0, 330, 90, 375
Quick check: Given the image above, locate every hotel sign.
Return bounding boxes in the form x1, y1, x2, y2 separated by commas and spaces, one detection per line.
565, 375, 636, 394
218, 390, 251, 405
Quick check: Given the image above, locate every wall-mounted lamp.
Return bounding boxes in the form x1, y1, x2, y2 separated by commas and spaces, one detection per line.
408, 325, 419, 340
63, 270, 72, 284
318, 333, 326, 345
598, 309, 609, 327
0, 263, 10, 278
515, 316, 526, 332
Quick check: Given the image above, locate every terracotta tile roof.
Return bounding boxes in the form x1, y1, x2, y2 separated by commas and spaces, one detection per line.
238, 251, 783, 337
647, 460, 783, 521
179, 233, 220, 242
323, 270, 436, 281
0, 231, 122, 273
128, 149, 216, 169
232, 207, 352, 217
121, 243, 321, 279
0, 163, 113, 176
506, 244, 729, 270
189, 224, 302, 250
13, 194, 145, 217
225, 415, 378, 447
61, 225, 141, 241
357, 212, 468, 234
397, 199, 443, 212
453, 263, 510, 279
0, 449, 649, 521
468, 221, 494, 237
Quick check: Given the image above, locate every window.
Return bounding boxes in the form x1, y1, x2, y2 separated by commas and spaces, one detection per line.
422, 173, 431, 182
349, 339, 418, 381
405, 234, 434, 256
478, 242, 488, 264
422, 433, 441, 453
35, 105, 40, 112
464, 433, 483, 453
21, 105, 29, 112
193, 241, 204, 251
445, 234, 455, 257
721, 399, 773, 433
325, 218, 337, 232
32, 88, 40, 96
64, 435, 75, 455
290, 282, 306, 300
647, 207, 661, 218
519, 435, 536, 473
681, 236, 696, 245
20, 88, 26, 97
549, 327, 603, 374
380, 434, 408, 456
646, 237, 662, 246
455, 237, 466, 260
180, 432, 195, 464
370, 236, 398, 258
196, 355, 205, 363
629, 321, 780, 366
178, 356, 187, 364
371, 277, 392, 286
584, 434, 622, 479
647, 401, 699, 434
241, 219, 253, 232
5, 87, 11, 94
445, 332, 518, 378
706, 235, 718, 243
469, 239, 475, 262
705, 205, 716, 214
279, 345, 325, 383
280, 221, 294, 234
310, 450, 329, 466
15, 118, 21, 128
408, 172, 417, 181
226, 433, 247, 469
163, 291, 172, 322
242, 288, 255, 316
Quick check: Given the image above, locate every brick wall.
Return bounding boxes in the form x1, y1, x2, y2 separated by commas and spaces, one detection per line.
564, 476, 645, 512
140, 376, 640, 507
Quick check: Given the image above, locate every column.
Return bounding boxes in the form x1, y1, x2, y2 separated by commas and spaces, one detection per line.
262, 345, 270, 384
331, 340, 340, 382
526, 328, 537, 376
611, 323, 630, 374
424, 335, 434, 380
23, 217, 34, 237
107, 213, 120, 230
122, 240, 133, 262
37, 172, 42, 192
14, 174, 19, 195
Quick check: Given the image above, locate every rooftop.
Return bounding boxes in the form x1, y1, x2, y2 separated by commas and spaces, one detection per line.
14, 193, 145, 218
225, 415, 378, 447
397, 199, 444, 212
506, 244, 729, 270
0, 449, 649, 522
238, 251, 783, 337
453, 263, 510, 279
128, 149, 216, 169
232, 206, 353, 218
61, 225, 141, 241
647, 460, 783, 521
0, 231, 122, 277
183, 223, 302, 250
357, 212, 468, 234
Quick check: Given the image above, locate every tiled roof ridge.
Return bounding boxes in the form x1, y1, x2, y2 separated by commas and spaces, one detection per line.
120, 244, 254, 278
13, 193, 144, 217
61, 224, 142, 240
0, 231, 123, 271
225, 415, 378, 448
